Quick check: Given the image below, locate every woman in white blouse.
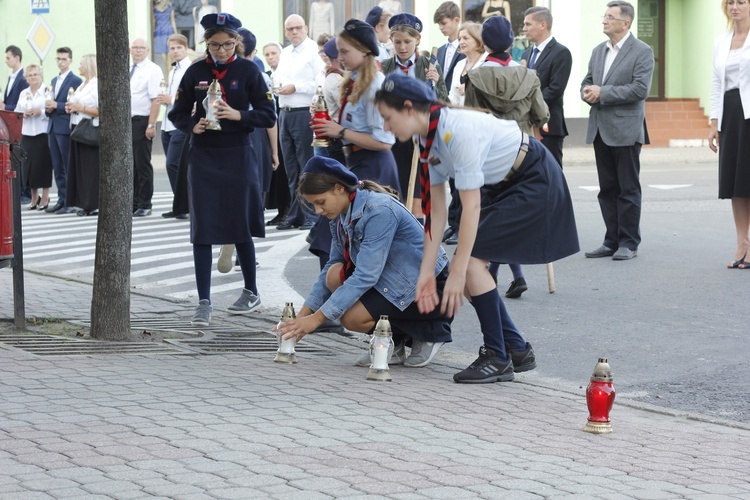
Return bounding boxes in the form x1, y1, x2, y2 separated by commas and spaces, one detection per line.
448, 22, 487, 106
15, 64, 53, 210
709, 0, 750, 269
65, 54, 100, 217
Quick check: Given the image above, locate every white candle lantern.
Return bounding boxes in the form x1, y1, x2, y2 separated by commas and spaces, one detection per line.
366, 315, 393, 382
274, 301, 298, 364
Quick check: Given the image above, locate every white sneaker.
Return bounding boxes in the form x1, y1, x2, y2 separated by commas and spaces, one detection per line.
404, 341, 444, 367
217, 244, 235, 273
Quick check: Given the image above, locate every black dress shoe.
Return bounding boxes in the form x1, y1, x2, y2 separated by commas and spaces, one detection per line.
585, 245, 616, 258
505, 277, 528, 298
162, 211, 176, 218
133, 208, 152, 217
46, 203, 63, 213
265, 214, 284, 226
175, 213, 189, 220
442, 227, 456, 242
299, 220, 315, 230
55, 206, 78, 215
276, 219, 297, 230
445, 232, 458, 245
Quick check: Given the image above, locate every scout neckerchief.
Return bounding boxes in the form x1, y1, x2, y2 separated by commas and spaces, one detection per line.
339, 191, 358, 283
397, 58, 414, 75
418, 104, 443, 239
338, 78, 354, 124
485, 52, 512, 66
205, 54, 237, 99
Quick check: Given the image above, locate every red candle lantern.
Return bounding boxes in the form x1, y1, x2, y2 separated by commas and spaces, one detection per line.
311, 86, 331, 148
584, 357, 615, 434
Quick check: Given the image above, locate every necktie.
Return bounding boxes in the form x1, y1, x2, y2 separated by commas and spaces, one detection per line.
339, 191, 358, 283
418, 104, 444, 239
398, 59, 413, 75
129, 64, 136, 79
528, 47, 539, 69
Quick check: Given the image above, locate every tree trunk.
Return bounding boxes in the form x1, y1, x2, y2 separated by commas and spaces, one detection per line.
90, 0, 134, 340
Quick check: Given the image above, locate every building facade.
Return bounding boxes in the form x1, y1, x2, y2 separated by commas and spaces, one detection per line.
0, 0, 728, 146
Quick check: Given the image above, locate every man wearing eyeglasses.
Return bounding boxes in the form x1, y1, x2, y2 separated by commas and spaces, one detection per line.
129, 38, 164, 217
43, 47, 83, 214
274, 14, 325, 231
581, 1, 654, 262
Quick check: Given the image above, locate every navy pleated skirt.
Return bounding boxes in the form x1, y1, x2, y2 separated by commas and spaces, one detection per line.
188, 139, 265, 245
473, 138, 580, 264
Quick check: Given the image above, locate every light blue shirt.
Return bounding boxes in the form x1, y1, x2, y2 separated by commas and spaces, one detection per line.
376, 43, 390, 63
340, 71, 395, 145
394, 54, 418, 78
422, 108, 522, 189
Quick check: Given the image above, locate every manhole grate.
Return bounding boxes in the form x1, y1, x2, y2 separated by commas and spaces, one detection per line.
0, 334, 193, 356
72, 318, 272, 336
168, 332, 336, 355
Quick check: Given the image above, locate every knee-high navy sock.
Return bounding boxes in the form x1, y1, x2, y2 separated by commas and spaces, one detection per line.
487, 262, 500, 282
235, 241, 257, 295
509, 264, 524, 281
193, 244, 212, 302
470, 290, 507, 359
497, 295, 526, 351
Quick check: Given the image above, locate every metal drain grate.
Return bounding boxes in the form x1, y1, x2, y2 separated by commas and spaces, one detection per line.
72, 318, 272, 336
168, 332, 336, 355
0, 334, 192, 356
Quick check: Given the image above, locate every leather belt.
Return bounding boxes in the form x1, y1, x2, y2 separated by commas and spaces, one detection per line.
342, 144, 363, 156
279, 106, 309, 112
503, 132, 530, 182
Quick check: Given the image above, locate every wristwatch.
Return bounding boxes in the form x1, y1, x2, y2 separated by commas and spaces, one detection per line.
337, 128, 346, 139
147, 124, 155, 129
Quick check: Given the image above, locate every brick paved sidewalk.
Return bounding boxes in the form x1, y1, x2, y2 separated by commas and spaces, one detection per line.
2, 270, 750, 499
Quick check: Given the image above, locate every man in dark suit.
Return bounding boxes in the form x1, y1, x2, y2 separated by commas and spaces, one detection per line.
521, 7, 572, 168
581, 0, 654, 261
433, 1, 465, 90
44, 47, 82, 214
3, 45, 27, 110
4, 45, 30, 204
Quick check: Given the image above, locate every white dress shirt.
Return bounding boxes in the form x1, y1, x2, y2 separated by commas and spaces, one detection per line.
275, 37, 325, 108
70, 77, 99, 126
530, 35, 553, 65
129, 58, 163, 116
15, 87, 49, 136
54, 70, 71, 98
5, 68, 21, 100
603, 31, 631, 81
162, 57, 190, 132
444, 39, 459, 73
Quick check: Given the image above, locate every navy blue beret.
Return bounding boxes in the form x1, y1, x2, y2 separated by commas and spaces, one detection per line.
323, 37, 338, 59
238, 28, 256, 54
381, 72, 436, 103
365, 6, 383, 27
388, 13, 423, 33
482, 15, 514, 53
343, 19, 380, 56
201, 13, 242, 32
303, 156, 359, 186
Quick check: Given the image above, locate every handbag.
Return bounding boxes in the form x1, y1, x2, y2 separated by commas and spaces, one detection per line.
70, 118, 99, 146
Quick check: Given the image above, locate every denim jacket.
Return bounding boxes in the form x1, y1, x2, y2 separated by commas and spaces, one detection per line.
304, 189, 449, 321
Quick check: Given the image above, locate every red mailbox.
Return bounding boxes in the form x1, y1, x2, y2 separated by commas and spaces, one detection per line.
0, 110, 23, 261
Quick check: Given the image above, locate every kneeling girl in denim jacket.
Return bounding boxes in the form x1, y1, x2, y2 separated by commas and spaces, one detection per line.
277, 156, 452, 368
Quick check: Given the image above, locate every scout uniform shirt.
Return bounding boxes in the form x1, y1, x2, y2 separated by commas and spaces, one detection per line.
422, 107, 522, 189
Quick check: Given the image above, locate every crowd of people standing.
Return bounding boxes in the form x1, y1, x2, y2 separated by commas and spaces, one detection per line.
4, 0, 746, 383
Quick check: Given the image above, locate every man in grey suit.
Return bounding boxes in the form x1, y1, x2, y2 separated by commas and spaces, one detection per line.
581, 1, 654, 261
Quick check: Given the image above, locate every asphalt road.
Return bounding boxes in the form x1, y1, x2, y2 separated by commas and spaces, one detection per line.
282, 153, 750, 424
